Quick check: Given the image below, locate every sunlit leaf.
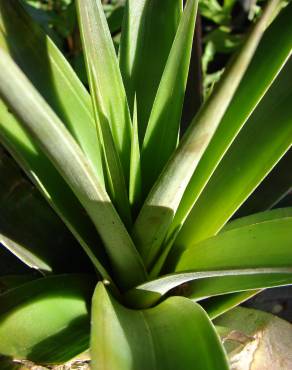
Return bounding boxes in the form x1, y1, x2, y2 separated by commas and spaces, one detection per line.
91, 282, 229, 370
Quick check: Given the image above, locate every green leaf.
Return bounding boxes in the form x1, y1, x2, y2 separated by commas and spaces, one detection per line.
0, 0, 104, 185
125, 267, 292, 309
0, 274, 95, 364
175, 56, 292, 248
186, 272, 292, 302
132, 0, 280, 270
222, 207, 292, 232
119, 0, 182, 139
237, 149, 292, 216
203, 291, 260, 319
0, 147, 89, 273
169, 3, 292, 243
175, 218, 292, 273
141, 0, 198, 195
0, 99, 110, 281
129, 98, 142, 215
91, 282, 229, 370
0, 50, 147, 290
76, 0, 132, 181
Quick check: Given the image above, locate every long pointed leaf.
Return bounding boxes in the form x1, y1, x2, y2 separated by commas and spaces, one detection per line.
126, 268, 292, 309
76, 0, 132, 181
175, 218, 292, 273
132, 0, 280, 269
169, 3, 292, 239
119, 0, 182, 138
0, 0, 104, 185
176, 56, 292, 248
237, 149, 292, 216
141, 0, 198, 195
0, 99, 110, 281
91, 282, 229, 370
0, 50, 147, 290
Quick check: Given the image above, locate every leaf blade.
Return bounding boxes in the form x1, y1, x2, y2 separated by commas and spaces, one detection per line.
91, 282, 229, 370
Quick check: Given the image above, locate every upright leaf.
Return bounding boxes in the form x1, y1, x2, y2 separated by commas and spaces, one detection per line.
0, 0, 104, 185
129, 98, 142, 215
169, 3, 292, 240
119, 0, 182, 139
0, 50, 147, 290
132, 0, 280, 270
176, 57, 292, 248
76, 0, 132, 180
91, 283, 229, 370
141, 0, 198, 195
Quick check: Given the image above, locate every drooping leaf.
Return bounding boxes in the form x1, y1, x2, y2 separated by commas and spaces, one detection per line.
0, 50, 147, 290
76, 0, 132, 181
175, 56, 292, 248
237, 149, 292, 216
119, 0, 182, 139
132, 0, 280, 270
91, 282, 229, 370
168, 3, 292, 243
141, 0, 198, 195
0, 0, 104, 185
0, 148, 89, 273
0, 274, 95, 364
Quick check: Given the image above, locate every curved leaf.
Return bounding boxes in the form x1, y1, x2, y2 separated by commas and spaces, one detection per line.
125, 268, 292, 309
175, 218, 292, 272
91, 282, 229, 370
0, 274, 95, 364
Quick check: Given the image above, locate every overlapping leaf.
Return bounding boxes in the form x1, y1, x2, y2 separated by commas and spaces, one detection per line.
169, 3, 292, 243
141, 0, 198, 195
176, 56, 292, 248
0, 50, 146, 290
0, 0, 104, 184
91, 283, 229, 370
119, 0, 182, 138
132, 0, 280, 270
